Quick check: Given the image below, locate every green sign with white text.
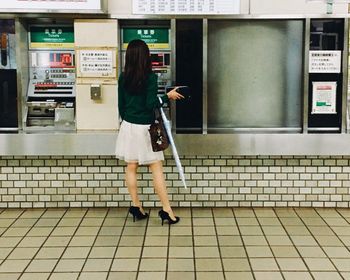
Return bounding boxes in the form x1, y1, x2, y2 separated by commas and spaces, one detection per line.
30, 26, 74, 49
122, 28, 169, 50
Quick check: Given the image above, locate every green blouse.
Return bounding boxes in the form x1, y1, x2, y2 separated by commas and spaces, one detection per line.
118, 72, 169, 125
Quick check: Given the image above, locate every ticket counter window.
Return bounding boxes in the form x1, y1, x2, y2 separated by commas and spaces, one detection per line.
207, 20, 304, 133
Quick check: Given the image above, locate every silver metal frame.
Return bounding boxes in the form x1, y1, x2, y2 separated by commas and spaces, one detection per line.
203, 18, 208, 135
342, 18, 349, 133
303, 18, 311, 133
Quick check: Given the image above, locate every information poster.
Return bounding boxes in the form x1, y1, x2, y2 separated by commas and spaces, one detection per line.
79, 50, 114, 77
312, 82, 337, 114
0, 0, 101, 10
309, 50, 342, 73
133, 0, 240, 15
29, 26, 74, 49
122, 28, 170, 50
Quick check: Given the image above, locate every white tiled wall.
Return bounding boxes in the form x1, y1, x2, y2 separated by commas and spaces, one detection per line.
0, 156, 350, 208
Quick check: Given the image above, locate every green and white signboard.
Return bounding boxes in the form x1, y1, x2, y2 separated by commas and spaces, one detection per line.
29, 26, 74, 49
122, 28, 170, 50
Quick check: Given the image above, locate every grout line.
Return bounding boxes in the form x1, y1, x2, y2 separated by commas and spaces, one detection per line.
190, 207, 197, 280
211, 207, 226, 280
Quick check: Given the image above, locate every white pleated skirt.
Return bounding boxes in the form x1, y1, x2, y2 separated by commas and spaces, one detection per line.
115, 120, 164, 165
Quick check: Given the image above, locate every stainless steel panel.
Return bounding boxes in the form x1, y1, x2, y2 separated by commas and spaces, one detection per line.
303, 19, 310, 134
207, 20, 304, 130
203, 19, 208, 134
342, 18, 348, 133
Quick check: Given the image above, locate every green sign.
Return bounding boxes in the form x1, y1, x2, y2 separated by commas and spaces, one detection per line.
30, 26, 74, 49
122, 28, 169, 50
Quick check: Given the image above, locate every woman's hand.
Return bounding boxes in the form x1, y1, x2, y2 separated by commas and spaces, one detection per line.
167, 87, 185, 100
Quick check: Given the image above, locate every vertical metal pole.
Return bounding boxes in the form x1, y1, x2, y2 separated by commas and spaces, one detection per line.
170, 19, 176, 132
303, 18, 311, 134
203, 18, 208, 135
15, 18, 24, 131
341, 18, 349, 133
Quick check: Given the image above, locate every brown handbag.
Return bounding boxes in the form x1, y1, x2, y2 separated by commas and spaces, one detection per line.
149, 110, 169, 152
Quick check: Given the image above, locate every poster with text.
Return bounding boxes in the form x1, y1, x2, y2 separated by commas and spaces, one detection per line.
309, 51, 342, 73
0, 0, 101, 11
312, 82, 337, 114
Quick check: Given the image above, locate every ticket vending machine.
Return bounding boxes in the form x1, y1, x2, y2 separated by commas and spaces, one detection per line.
0, 19, 18, 131
120, 26, 172, 98
25, 25, 76, 131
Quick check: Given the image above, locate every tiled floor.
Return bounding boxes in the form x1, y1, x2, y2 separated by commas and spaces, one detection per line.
0, 208, 350, 280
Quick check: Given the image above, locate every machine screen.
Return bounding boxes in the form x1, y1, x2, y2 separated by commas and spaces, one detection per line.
34, 52, 74, 68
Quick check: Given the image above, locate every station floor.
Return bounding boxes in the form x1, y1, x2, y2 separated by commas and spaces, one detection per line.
0, 208, 350, 280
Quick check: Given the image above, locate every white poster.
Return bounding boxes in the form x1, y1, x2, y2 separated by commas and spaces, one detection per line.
312, 82, 337, 114
0, 0, 101, 11
309, 50, 342, 73
133, 0, 240, 15
79, 50, 113, 76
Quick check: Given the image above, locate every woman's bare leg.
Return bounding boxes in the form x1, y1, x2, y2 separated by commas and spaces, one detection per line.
126, 162, 145, 214
149, 160, 176, 220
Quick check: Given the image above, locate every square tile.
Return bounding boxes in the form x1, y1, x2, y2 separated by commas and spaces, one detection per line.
82, 258, 112, 272
0, 259, 31, 273
35, 247, 65, 259
250, 258, 279, 271
19, 273, 50, 280
115, 247, 142, 258
196, 272, 224, 280
220, 246, 246, 258
110, 258, 139, 271
25, 259, 58, 273
142, 247, 167, 258
54, 259, 85, 272
79, 272, 108, 280
139, 258, 166, 271
107, 272, 137, 280
254, 272, 283, 280
225, 272, 254, 280
246, 246, 273, 258
196, 258, 222, 271
276, 258, 307, 271
222, 258, 251, 271
49, 272, 79, 280
8, 248, 39, 260
89, 247, 116, 258
167, 272, 195, 280
283, 272, 313, 280
195, 247, 220, 258
297, 246, 327, 258
61, 247, 90, 259
137, 272, 166, 280
271, 246, 299, 258
304, 258, 336, 271
168, 258, 194, 271
311, 272, 343, 280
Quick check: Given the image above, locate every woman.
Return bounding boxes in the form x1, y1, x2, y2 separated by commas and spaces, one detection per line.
115, 39, 184, 225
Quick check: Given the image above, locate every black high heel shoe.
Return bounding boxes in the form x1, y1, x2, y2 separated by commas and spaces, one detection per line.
129, 206, 148, 222
158, 210, 180, 226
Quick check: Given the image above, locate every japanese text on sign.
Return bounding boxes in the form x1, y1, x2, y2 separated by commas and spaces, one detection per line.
312, 82, 337, 114
309, 51, 341, 73
80, 50, 113, 76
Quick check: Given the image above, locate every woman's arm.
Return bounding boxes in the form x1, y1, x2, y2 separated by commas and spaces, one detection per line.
118, 75, 125, 120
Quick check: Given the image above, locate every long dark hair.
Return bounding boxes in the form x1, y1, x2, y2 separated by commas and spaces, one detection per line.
124, 39, 152, 94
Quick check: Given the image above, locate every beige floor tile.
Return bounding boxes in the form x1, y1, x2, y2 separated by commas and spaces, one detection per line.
323, 217, 349, 226
80, 218, 104, 227
218, 236, 243, 246
27, 227, 53, 237
323, 246, 350, 258
115, 246, 142, 258
103, 218, 126, 227
73, 226, 100, 236
194, 236, 218, 246
119, 236, 144, 246
304, 258, 336, 271
85, 209, 108, 218
315, 235, 343, 246
142, 247, 167, 258
216, 226, 239, 235
145, 236, 169, 246
339, 236, 350, 246
69, 236, 95, 247
192, 227, 214, 236
123, 227, 147, 236
332, 258, 350, 271
35, 247, 65, 259
193, 218, 214, 226
41, 209, 66, 218
220, 246, 247, 258
0, 259, 31, 273
63, 208, 87, 218
110, 258, 139, 271
0, 219, 16, 228
79, 272, 108, 280
254, 272, 283, 280
43, 236, 71, 247
0, 273, 21, 280
98, 226, 123, 236
19, 273, 50, 280
254, 208, 276, 217
274, 208, 297, 218
168, 246, 193, 258
284, 226, 310, 235
246, 246, 273, 258
196, 272, 224, 280
316, 209, 341, 218
49, 272, 79, 280
301, 218, 327, 226
36, 218, 60, 227
250, 258, 279, 271
192, 208, 213, 217
279, 217, 303, 226
276, 258, 308, 271
0, 247, 12, 259
233, 209, 255, 218
291, 236, 318, 246
0, 237, 22, 247
257, 217, 281, 225
107, 272, 137, 280
297, 246, 327, 257
332, 227, 350, 236
7, 247, 39, 260
266, 235, 293, 246
308, 226, 334, 236
222, 258, 251, 271
341, 272, 350, 280
311, 271, 343, 280
239, 226, 263, 236
54, 259, 85, 272
212, 208, 234, 217
242, 236, 268, 246
3, 227, 31, 237
139, 258, 167, 271
225, 272, 254, 280
145, 227, 168, 236
89, 247, 116, 258
25, 259, 58, 273
261, 226, 286, 236
295, 209, 318, 217
168, 258, 194, 271
0, 209, 24, 219
271, 246, 299, 258
167, 272, 195, 280
170, 226, 192, 236
82, 258, 112, 272
57, 218, 82, 227
18, 237, 46, 248
169, 236, 192, 246
61, 246, 90, 259
194, 247, 220, 258
196, 258, 222, 271
94, 236, 119, 246
12, 219, 38, 228
214, 218, 236, 226
50, 227, 77, 236
283, 271, 313, 280
236, 218, 259, 226
137, 271, 166, 280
